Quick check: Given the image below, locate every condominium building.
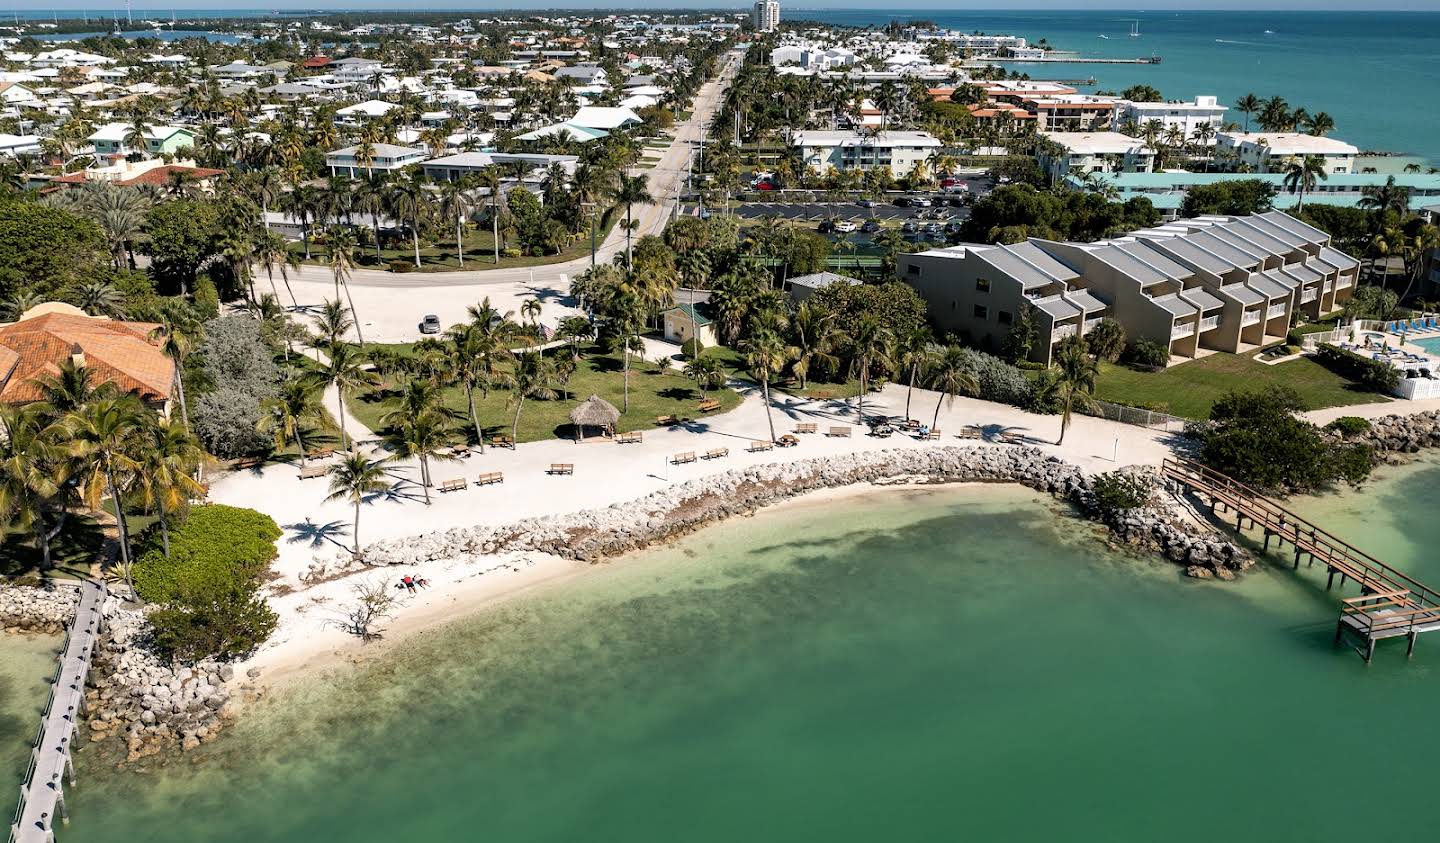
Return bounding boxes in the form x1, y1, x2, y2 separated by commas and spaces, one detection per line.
752, 0, 780, 33
898, 211, 1359, 367
1113, 96, 1227, 141
1216, 132, 1359, 174
1038, 131, 1155, 181
791, 130, 941, 177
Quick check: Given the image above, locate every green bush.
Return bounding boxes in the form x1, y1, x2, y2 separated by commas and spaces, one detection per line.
1325, 416, 1372, 437
1091, 471, 1153, 514
1121, 338, 1169, 369
388, 259, 414, 273
681, 337, 705, 357
1314, 344, 1401, 392
1086, 318, 1126, 363
148, 583, 278, 662
1191, 387, 1373, 492
1286, 329, 1304, 348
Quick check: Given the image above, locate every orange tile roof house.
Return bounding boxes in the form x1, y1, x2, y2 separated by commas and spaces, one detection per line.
0, 303, 174, 409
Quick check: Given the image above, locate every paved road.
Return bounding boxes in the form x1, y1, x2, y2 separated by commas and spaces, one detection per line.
269, 54, 741, 292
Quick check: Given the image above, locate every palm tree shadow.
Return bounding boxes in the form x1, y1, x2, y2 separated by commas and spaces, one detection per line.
284, 519, 351, 551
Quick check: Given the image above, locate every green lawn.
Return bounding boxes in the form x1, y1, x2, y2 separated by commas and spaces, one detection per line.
348, 344, 742, 444
1094, 354, 1392, 420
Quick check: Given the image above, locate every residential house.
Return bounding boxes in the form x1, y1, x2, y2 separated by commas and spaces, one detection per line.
325, 143, 428, 177
87, 123, 196, 158
1113, 96, 1226, 142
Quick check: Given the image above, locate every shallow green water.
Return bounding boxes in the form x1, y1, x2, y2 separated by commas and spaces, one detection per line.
54, 480, 1440, 842
0, 633, 63, 792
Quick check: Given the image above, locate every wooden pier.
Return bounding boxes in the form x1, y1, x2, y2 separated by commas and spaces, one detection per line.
1161, 458, 1440, 662
8, 580, 105, 843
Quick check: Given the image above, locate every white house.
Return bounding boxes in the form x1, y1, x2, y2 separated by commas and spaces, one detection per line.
0, 133, 42, 157
1216, 132, 1359, 174
1039, 131, 1156, 180
791, 130, 942, 178
31, 49, 114, 68
568, 106, 643, 131
325, 143, 427, 177
1114, 96, 1227, 142
336, 99, 400, 123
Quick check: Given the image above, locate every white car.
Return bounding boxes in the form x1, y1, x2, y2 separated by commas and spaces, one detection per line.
832, 220, 858, 233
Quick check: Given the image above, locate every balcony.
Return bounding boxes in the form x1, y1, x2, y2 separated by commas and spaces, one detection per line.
1241, 310, 1263, 327
1300, 288, 1319, 304
1198, 315, 1221, 332
1336, 275, 1354, 289
1083, 317, 1105, 333
1266, 303, 1288, 319
1171, 322, 1197, 340
1052, 323, 1079, 341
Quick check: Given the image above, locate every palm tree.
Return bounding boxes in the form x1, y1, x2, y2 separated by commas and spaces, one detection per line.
312, 298, 356, 351
314, 342, 380, 451
354, 172, 390, 263
1306, 111, 1335, 137
135, 417, 204, 559
1282, 155, 1327, 212
253, 228, 300, 308
614, 174, 653, 267
64, 397, 148, 597
789, 302, 838, 390
35, 358, 107, 413
741, 326, 796, 443
1358, 175, 1410, 223
387, 167, 430, 268
1047, 338, 1100, 446
605, 295, 647, 414
383, 409, 454, 505
326, 225, 365, 345
281, 183, 320, 260
326, 452, 391, 556
72, 279, 126, 318
926, 345, 980, 430
557, 315, 595, 361
1235, 93, 1261, 131
507, 351, 558, 444
0, 405, 64, 570
149, 305, 202, 434
846, 316, 894, 424
259, 376, 323, 471
437, 176, 477, 267
684, 355, 727, 391
895, 324, 936, 422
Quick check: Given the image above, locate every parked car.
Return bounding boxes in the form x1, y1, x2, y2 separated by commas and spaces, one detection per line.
901, 221, 918, 234
924, 222, 943, 235
754, 181, 776, 191
857, 198, 876, 208
911, 197, 932, 207
893, 197, 913, 208
833, 219, 858, 233
817, 219, 835, 233
942, 182, 970, 194
860, 220, 882, 233
420, 314, 441, 334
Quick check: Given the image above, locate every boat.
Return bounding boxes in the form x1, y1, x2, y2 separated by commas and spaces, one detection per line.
1098, 34, 1109, 39
1129, 20, 1140, 37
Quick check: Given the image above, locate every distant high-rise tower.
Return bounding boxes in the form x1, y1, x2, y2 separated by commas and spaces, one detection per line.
752, 0, 780, 33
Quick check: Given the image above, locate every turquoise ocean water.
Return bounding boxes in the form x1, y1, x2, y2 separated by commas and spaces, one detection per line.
802, 10, 1440, 167
0, 462, 1436, 842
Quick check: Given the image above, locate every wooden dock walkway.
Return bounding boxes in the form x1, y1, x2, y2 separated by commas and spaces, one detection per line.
1161, 458, 1440, 662
8, 580, 106, 843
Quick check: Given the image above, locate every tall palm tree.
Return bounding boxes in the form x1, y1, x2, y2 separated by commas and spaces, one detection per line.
312, 298, 355, 351
387, 167, 430, 268
614, 173, 653, 267
383, 409, 454, 505
64, 397, 148, 597
926, 345, 980, 430
1306, 111, 1335, 137
135, 417, 204, 559
0, 405, 64, 571
1047, 338, 1100, 446
149, 305, 202, 434
314, 342, 380, 451
326, 225, 365, 345
846, 316, 894, 424
326, 452, 391, 556
741, 326, 796, 443
507, 351, 557, 443
437, 175, 477, 266
1282, 155, 1327, 212
281, 183, 321, 261
253, 228, 301, 308
789, 302, 838, 390
354, 172, 390, 263
259, 376, 324, 471
895, 323, 936, 422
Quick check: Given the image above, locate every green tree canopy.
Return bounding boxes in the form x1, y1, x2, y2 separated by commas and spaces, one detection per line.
0, 198, 107, 302
141, 198, 223, 295
1180, 179, 1278, 217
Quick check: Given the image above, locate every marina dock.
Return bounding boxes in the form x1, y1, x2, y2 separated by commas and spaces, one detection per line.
8, 581, 106, 843
1162, 458, 1440, 662
989, 56, 1162, 64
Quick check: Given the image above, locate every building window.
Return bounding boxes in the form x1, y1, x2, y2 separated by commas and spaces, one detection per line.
976, 278, 991, 292
998, 310, 1013, 325
973, 304, 988, 320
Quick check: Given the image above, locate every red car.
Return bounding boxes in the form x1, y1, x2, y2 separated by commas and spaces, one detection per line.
754, 181, 776, 190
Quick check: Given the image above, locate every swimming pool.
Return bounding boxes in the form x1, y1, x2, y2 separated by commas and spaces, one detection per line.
1411, 336, 1440, 355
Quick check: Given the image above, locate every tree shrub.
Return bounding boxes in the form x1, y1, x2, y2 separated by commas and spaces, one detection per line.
1325, 416, 1372, 437
680, 337, 705, 357
1086, 318, 1126, 363
388, 259, 414, 273
193, 387, 272, 457
1121, 338, 1170, 369
1313, 344, 1401, 392
958, 348, 1034, 408
1090, 471, 1154, 514
191, 317, 280, 457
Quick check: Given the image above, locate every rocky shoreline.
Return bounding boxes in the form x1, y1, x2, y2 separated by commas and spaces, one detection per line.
1344, 409, 1440, 459
0, 584, 79, 634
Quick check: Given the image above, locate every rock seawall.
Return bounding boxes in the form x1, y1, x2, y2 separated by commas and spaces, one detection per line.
0, 584, 79, 634
1345, 409, 1440, 457
303, 447, 1250, 581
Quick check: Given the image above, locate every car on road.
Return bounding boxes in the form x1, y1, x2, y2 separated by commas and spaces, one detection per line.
857, 199, 876, 208
833, 219, 858, 233
893, 197, 913, 208
860, 220, 882, 233
910, 197, 932, 207
420, 314, 441, 334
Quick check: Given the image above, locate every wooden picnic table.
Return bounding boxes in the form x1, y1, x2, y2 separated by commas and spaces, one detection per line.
777, 434, 799, 448
547, 463, 574, 475
656, 415, 679, 426
998, 431, 1026, 445
475, 471, 504, 486
306, 447, 336, 460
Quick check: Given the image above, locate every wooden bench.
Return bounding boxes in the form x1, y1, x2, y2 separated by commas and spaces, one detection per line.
656, 415, 678, 426
490, 435, 514, 450
438, 478, 467, 493
748, 440, 774, 452
698, 398, 722, 413
298, 464, 328, 480
475, 471, 504, 486
794, 423, 818, 434
305, 447, 335, 460
924, 429, 941, 441
672, 451, 697, 465
998, 431, 1026, 445
826, 426, 851, 438
233, 456, 265, 471
547, 463, 574, 475
704, 447, 729, 460
959, 426, 983, 440
616, 431, 643, 444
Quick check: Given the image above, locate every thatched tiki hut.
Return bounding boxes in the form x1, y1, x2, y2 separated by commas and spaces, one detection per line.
570, 394, 620, 442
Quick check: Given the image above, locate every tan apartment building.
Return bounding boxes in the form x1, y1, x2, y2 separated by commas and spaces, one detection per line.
897, 211, 1358, 367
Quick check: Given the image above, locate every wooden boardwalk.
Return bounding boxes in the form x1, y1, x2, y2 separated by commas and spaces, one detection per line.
1161, 458, 1440, 661
8, 580, 105, 843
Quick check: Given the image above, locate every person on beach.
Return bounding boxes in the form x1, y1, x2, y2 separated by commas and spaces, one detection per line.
416, 577, 430, 590
402, 576, 416, 595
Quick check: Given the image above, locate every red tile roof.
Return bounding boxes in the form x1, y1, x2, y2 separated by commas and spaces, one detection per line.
52, 165, 223, 188
0, 310, 173, 405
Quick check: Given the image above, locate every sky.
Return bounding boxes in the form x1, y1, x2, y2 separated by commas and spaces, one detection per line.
17, 1, 1440, 11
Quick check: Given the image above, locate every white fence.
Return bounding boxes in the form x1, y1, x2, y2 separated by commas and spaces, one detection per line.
1081, 399, 1189, 433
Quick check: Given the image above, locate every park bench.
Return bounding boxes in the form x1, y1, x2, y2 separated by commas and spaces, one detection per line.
959, 426, 983, 440
547, 463, 575, 475
826, 426, 851, 438
475, 472, 504, 486
672, 451, 697, 465
924, 429, 941, 441
698, 398, 722, 413
617, 431, 643, 444
704, 447, 730, 460
794, 423, 818, 434
298, 464, 328, 480
748, 440, 774, 452
306, 446, 336, 460
998, 431, 1027, 445
490, 435, 514, 450
656, 414, 679, 426
233, 456, 265, 471
438, 478, 467, 493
